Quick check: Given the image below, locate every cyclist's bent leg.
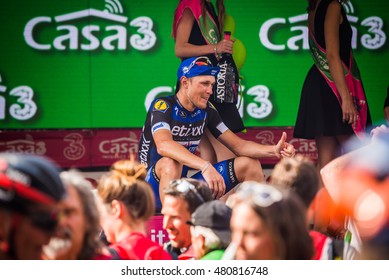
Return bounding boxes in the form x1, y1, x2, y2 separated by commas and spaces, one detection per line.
145, 157, 186, 213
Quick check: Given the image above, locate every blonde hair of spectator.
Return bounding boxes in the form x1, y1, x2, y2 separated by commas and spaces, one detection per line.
97, 158, 155, 221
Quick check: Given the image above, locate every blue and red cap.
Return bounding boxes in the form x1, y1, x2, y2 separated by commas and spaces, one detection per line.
177, 56, 219, 80
0, 153, 66, 211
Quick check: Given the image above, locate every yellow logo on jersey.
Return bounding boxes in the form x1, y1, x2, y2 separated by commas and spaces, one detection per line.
153, 100, 169, 112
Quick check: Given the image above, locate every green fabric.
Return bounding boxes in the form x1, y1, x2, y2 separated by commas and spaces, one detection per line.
200, 249, 225, 260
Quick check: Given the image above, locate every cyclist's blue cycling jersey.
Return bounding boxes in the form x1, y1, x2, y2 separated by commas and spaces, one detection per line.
138, 95, 227, 169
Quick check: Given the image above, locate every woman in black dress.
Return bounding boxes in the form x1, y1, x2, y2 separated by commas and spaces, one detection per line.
294, 0, 371, 234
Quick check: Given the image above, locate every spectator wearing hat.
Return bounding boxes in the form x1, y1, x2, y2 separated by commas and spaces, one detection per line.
0, 153, 66, 259
138, 56, 296, 212
187, 200, 232, 260
161, 178, 212, 260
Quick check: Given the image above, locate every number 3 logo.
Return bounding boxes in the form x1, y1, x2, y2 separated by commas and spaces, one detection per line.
246, 85, 273, 119
9, 86, 37, 120
361, 16, 386, 50
130, 16, 156, 51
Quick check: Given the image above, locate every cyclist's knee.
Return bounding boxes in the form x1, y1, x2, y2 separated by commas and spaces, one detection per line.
234, 156, 264, 182
155, 157, 182, 179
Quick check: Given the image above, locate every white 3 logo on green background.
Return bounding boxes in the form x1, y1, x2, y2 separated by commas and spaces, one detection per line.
0, 75, 37, 121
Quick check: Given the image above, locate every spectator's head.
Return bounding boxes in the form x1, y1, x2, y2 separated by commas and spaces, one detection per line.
43, 169, 101, 260
162, 178, 212, 249
96, 158, 155, 244
188, 200, 231, 259
230, 181, 313, 260
270, 155, 318, 208
0, 153, 66, 259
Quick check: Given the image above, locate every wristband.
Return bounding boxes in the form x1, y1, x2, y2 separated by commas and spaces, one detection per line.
201, 161, 211, 174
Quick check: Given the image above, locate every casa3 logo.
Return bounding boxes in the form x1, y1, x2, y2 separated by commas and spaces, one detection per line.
24, 0, 156, 51
0, 134, 46, 155
259, 1, 386, 51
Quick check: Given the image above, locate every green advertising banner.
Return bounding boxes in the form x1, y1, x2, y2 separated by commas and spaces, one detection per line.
0, 0, 388, 129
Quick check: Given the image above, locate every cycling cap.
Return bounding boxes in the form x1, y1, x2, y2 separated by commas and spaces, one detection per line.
177, 56, 219, 80
0, 153, 66, 211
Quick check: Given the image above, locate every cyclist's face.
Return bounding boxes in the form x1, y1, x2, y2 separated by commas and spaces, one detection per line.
186, 76, 215, 110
